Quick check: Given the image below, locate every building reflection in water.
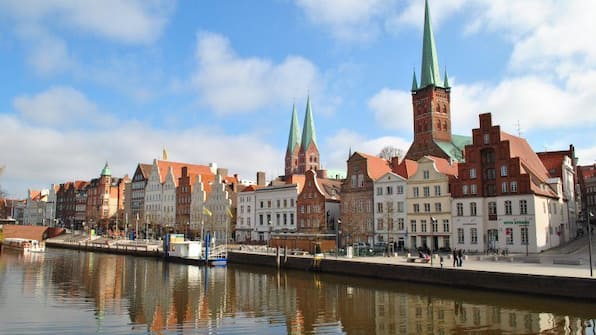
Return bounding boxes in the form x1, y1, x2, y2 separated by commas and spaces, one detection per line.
0, 250, 593, 334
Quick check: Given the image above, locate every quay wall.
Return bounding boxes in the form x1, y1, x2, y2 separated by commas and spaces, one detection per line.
228, 251, 596, 301
46, 240, 161, 258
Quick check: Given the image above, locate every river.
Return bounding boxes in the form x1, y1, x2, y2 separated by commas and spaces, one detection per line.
0, 248, 594, 334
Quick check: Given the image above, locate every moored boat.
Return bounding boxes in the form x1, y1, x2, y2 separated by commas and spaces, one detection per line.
1, 238, 46, 253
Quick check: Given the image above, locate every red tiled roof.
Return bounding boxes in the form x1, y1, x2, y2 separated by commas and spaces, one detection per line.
500, 131, 557, 198
427, 155, 459, 177
356, 152, 392, 180
155, 160, 213, 184
140, 163, 153, 179
286, 174, 306, 193
240, 184, 263, 192
394, 159, 418, 178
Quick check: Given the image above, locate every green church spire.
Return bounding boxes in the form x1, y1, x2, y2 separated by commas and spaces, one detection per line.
419, 0, 442, 89
300, 96, 317, 149
101, 161, 111, 176
286, 103, 301, 153
411, 68, 418, 91
443, 67, 450, 88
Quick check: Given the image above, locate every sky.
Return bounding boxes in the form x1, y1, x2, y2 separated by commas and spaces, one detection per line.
1, 0, 596, 198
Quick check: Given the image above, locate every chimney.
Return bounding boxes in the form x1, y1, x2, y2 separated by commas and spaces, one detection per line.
216, 168, 228, 177
391, 156, 400, 172
316, 169, 328, 179
257, 171, 266, 187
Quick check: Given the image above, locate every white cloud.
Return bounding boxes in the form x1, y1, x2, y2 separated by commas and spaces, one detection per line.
385, 0, 466, 33
368, 88, 412, 132
295, 0, 394, 42
0, 114, 282, 198
192, 31, 324, 115
12, 86, 113, 128
18, 27, 74, 75
0, 0, 173, 44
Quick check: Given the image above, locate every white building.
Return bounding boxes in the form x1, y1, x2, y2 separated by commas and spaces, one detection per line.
373, 172, 407, 248
204, 174, 233, 243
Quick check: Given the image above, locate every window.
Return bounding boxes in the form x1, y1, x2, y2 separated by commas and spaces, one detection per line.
457, 228, 464, 244
357, 174, 364, 187
386, 186, 393, 195
413, 187, 419, 197
410, 220, 417, 233
471, 228, 478, 244
283, 213, 287, 225
351, 175, 357, 187
377, 202, 383, 213
397, 218, 404, 230
421, 220, 427, 233
387, 202, 394, 212
423, 170, 430, 179
434, 202, 442, 212
434, 185, 441, 196
424, 203, 431, 212
283, 199, 287, 208
488, 202, 497, 215
521, 226, 528, 245
470, 184, 477, 195
456, 203, 463, 216
505, 201, 512, 215
502, 182, 508, 193
501, 165, 508, 176
423, 186, 430, 197
442, 219, 449, 233
260, 201, 264, 208
520, 200, 528, 215
483, 133, 490, 144
290, 213, 294, 225
470, 202, 477, 216
463, 185, 468, 195
413, 204, 420, 213
506, 228, 513, 245
397, 202, 404, 213
469, 168, 477, 179
259, 214, 264, 225
377, 218, 384, 231
376, 187, 383, 196
432, 220, 438, 233
290, 199, 295, 207
397, 185, 404, 194
277, 200, 280, 208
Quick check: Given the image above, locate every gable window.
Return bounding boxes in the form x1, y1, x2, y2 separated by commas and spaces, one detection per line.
483, 133, 490, 144
510, 181, 518, 193
423, 170, 430, 179
470, 184, 477, 195
469, 168, 477, 179
462, 185, 468, 195
501, 165, 508, 176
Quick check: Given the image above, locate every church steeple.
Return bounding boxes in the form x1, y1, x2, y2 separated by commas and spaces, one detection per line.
298, 95, 320, 174
300, 95, 317, 150
286, 103, 301, 154
419, 0, 442, 89
411, 68, 418, 92
285, 103, 302, 176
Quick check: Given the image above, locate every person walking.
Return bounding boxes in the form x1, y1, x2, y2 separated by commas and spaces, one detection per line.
458, 249, 463, 267
452, 249, 457, 267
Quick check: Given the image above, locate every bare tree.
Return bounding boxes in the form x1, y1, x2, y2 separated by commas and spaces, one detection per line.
378, 145, 403, 160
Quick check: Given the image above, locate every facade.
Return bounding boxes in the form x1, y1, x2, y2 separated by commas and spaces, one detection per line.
189, 174, 210, 239
85, 162, 129, 231
0, 198, 25, 223
236, 185, 259, 242
578, 164, 596, 229
23, 188, 48, 225
405, 0, 470, 162
406, 156, 456, 252
451, 113, 563, 253
340, 152, 392, 245
143, 158, 214, 238
284, 97, 320, 176
296, 169, 341, 235
74, 181, 88, 229
127, 163, 152, 228
204, 174, 234, 243
373, 171, 407, 248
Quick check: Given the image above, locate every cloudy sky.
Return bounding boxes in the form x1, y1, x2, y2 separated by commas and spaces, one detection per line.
1, 0, 595, 198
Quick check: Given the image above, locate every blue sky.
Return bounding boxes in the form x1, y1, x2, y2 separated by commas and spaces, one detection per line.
1, 0, 595, 198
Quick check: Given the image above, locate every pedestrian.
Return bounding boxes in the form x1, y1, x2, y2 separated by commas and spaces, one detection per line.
440, 255, 444, 269
452, 249, 457, 267
458, 249, 463, 267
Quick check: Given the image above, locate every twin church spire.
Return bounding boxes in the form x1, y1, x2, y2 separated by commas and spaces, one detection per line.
285, 96, 320, 176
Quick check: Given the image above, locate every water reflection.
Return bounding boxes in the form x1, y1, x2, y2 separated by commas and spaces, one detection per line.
0, 249, 594, 335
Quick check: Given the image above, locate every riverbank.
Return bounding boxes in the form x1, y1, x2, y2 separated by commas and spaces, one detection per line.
45, 237, 595, 301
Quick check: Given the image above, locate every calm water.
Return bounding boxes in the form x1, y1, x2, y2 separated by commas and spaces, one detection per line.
0, 249, 594, 335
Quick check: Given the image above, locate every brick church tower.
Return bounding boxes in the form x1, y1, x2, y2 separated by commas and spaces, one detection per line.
284, 96, 320, 176
405, 0, 457, 162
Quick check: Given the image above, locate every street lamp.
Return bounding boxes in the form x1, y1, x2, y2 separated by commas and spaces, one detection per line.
587, 211, 594, 277
336, 218, 341, 258
430, 217, 437, 266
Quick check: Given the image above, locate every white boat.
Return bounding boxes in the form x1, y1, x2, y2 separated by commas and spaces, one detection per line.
1, 238, 46, 253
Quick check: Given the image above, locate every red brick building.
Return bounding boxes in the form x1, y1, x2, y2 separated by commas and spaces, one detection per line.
340, 152, 392, 245
85, 162, 129, 231
296, 169, 341, 235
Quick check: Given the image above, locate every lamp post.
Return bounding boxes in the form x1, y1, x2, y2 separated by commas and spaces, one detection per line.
430, 217, 437, 266
336, 218, 341, 258
587, 211, 593, 277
